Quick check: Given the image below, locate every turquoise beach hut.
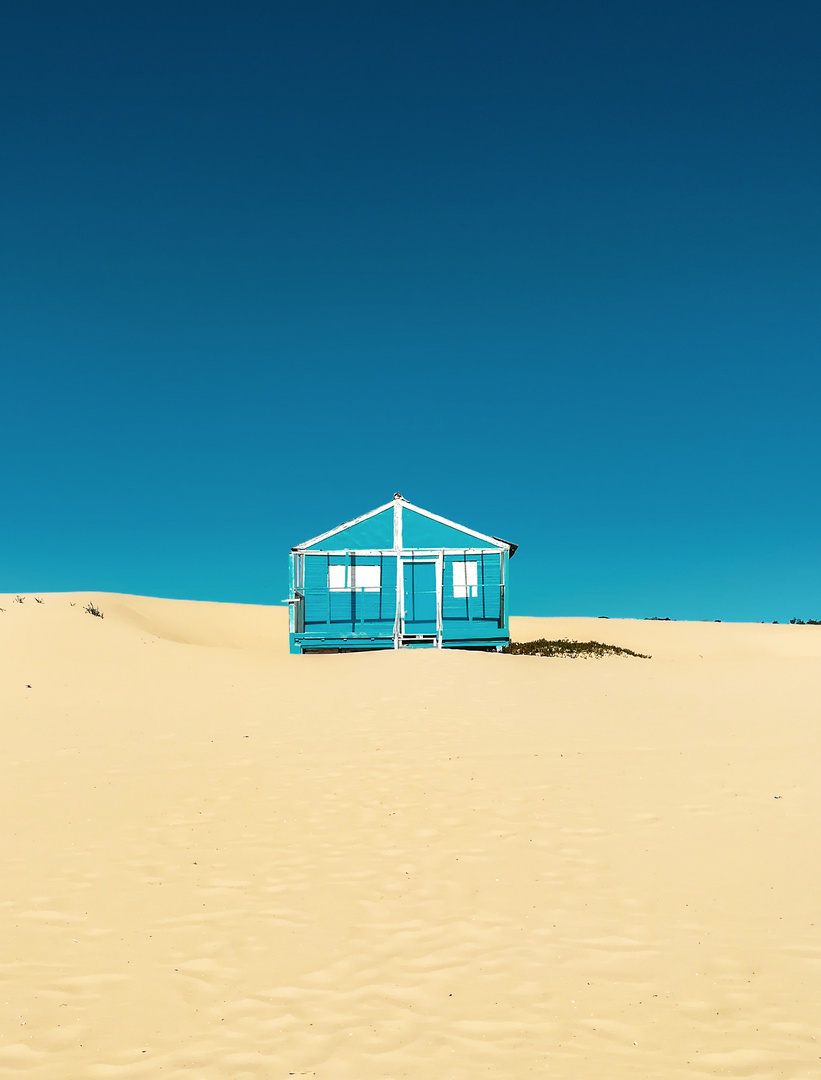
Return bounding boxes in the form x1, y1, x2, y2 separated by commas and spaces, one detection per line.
287, 493, 516, 654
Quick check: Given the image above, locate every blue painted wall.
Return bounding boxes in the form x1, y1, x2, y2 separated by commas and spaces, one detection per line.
401, 507, 486, 549
442, 552, 502, 623
304, 508, 393, 550
303, 553, 396, 633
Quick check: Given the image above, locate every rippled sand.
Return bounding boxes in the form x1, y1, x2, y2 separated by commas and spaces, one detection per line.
2, 594, 820, 1078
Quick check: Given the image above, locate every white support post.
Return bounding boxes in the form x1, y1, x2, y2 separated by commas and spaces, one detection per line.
393, 496, 403, 649
394, 554, 404, 649
288, 554, 295, 634
393, 495, 403, 550
500, 550, 506, 628
437, 549, 444, 648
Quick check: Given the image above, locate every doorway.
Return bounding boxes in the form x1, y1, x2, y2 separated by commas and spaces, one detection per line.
400, 560, 439, 641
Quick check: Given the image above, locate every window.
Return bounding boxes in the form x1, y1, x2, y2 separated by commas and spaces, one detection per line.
329, 564, 381, 592
453, 560, 478, 598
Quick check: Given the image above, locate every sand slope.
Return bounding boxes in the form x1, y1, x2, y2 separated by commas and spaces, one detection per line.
2, 594, 820, 1079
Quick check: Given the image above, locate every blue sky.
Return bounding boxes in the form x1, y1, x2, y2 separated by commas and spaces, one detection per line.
2, 0, 819, 621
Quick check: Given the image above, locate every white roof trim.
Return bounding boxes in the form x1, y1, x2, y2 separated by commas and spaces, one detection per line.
299, 548, 502, 556
400, 499, 511, 550
293, 495, 513, 553
294, 500, 395, 550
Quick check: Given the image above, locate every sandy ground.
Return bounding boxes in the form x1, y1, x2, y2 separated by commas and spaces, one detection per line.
2, 593, 820, 1079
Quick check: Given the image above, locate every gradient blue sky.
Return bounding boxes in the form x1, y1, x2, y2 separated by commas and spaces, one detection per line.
2, 0, 819, 620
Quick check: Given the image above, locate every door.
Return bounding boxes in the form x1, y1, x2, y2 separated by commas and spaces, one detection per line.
401, 560, 438, 637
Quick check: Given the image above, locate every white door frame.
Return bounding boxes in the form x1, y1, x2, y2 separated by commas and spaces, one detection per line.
398, 555, 442, 646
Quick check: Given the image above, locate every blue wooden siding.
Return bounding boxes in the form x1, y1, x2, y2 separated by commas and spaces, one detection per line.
401, 507, 485, 549
304, 508, 393, 551
303, 553, 396, 633
442, 552, 502, 624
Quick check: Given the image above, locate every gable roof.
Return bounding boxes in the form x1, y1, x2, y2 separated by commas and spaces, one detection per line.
293, 493, 517, 555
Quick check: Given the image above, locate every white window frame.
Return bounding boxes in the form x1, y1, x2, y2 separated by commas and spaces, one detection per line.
453, 560, 478, 599
329, 563, 381, 592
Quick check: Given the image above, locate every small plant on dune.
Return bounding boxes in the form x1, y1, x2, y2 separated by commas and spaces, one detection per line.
14, 595, 25, 604
35, 597, 44, 604
503, 638, 650, 659
84, 602, 104, 619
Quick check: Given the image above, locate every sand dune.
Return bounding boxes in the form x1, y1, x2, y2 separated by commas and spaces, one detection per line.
2, 593, 820, 1079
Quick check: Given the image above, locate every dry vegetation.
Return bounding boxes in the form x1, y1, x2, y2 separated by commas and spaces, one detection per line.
503, 637, 650, 658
